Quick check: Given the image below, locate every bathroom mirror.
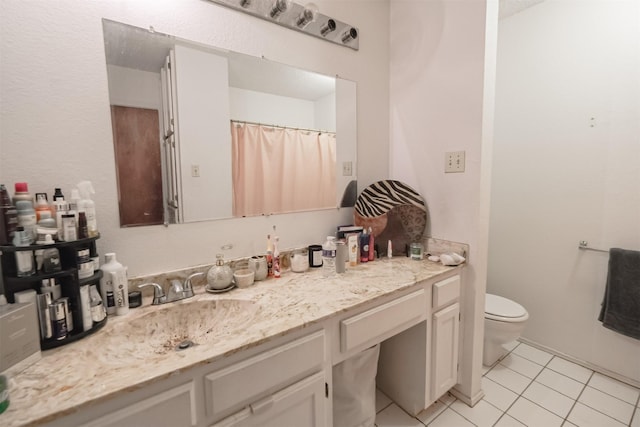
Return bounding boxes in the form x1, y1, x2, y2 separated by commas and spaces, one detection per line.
102, 19, 357, 227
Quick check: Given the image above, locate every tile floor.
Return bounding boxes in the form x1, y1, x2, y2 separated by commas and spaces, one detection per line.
375, 341, 640, 427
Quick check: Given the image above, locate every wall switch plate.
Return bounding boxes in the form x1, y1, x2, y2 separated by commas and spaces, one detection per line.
342, 161, 353, 176
445, 151, 465, 173
191, 164, 200, 177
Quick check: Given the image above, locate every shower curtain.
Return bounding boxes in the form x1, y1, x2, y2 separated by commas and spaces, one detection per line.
231, 121, 337, 217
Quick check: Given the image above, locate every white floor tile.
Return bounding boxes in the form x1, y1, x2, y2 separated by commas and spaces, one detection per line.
375, 403, 423, 427
632, 408, 640, 427
588, 372, 640, 405
438, 392, 456, 406
500, 353, 545, 379
523, 381, 574, 418
416, 400, 448, 425
536, 368, 585, 399
578, 386, 635, 424
504, 340, 520, 353
481, 377, 519, 411
512, 343, 553, 366
427, 408, 475, 427
562, 421, 579, 427
507, 397, 564, 427
567, 402, 626, 427
547, 357, 593, 384
495, 414, 527, 427
376, 389, 393, 413
450, 399, 502, 427
486, 364, 533, 394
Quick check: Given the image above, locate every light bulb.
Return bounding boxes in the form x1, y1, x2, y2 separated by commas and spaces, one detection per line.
240, 0, 251, 7
296, 2, 319, 28
341, 27, 358, 44
269, 0, 291, 19
320, 19, 336, 36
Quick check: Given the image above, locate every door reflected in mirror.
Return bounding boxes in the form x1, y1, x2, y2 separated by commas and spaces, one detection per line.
102, 19, 357, 226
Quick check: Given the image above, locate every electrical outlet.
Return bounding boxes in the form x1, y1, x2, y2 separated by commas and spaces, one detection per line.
191, 164, 200, 177
445, 151, 465, 173
342, 161, 353, 176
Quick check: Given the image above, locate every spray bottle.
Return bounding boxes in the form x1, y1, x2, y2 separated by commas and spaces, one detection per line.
77, 181, 98, 237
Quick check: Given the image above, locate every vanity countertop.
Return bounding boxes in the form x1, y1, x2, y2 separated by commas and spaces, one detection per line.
3, 257, 461, 427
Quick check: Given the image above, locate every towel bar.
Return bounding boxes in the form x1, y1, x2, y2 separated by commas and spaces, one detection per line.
578, 241, 608, 253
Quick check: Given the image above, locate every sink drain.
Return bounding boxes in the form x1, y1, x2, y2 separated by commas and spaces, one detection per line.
176, 340, 195, 351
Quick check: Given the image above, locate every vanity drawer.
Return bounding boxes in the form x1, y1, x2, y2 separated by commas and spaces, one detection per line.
432, 275, 460, 311
340, 289, 426, 352
204, 330, 325, 419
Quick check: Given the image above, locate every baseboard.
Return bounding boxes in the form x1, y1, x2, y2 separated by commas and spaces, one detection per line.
449, 386, 485, 407
518, 337, 640, 389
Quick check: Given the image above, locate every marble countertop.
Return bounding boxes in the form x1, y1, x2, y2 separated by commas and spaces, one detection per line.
3, 257, 460, 427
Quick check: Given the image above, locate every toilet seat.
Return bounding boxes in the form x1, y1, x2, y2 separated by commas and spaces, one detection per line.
485, 294, 528, 323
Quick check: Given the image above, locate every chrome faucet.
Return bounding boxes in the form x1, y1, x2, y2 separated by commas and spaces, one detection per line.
138, 272, 204, 306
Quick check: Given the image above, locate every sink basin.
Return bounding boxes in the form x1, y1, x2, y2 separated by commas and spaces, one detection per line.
95, 299, 261, 358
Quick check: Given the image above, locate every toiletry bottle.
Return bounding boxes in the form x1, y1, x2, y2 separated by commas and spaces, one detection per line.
41, 278, 62, 300
368, 227, 375, 261
42, 234, 61, 273
322, 236, 337, 278
0, 184, 18, 245
77, 212, 88, 239
77, 181, 98, 237
360, 229, 369, 263
79, 285, 93, 332
13, 226, 35, 277
111, 270, 129, 316
68, 188, 81, 224
61, 213, 77, 241
387, 240, 393, 258
15, 200, 37, 242
273, 236, 281, 278
100, 253, 125, 315
266, 234, 273, 277
34, 193, 52, 221
52, 188, 68, 239
89, 285, 106, 322
12, 182, 33, 204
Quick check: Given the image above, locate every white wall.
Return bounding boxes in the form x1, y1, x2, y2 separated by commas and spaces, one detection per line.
0, 0, 389, 277
315, 92, 337, 132
490, 0, 640, 382
389, 0, 497, 403
229, 87, 316, 129
106, 65, 162, 110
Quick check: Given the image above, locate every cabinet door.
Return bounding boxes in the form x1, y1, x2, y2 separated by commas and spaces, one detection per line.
211, 372, 326, 427
431, 302, 460, 400
80, 381, 197, 427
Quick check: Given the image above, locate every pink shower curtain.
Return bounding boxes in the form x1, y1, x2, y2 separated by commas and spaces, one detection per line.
231, 122, 337, 217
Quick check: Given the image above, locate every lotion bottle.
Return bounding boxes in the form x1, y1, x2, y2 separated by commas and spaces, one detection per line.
100, 253, 126, 315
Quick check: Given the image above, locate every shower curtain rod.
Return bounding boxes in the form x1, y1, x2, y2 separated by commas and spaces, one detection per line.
578, 241, 608, 253
231, 119, 334, 135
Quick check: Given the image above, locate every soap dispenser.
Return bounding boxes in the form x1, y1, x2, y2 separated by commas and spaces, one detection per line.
207, 254, 233, 290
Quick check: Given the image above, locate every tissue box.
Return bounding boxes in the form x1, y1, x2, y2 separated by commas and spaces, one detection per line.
0, 302, 41, 375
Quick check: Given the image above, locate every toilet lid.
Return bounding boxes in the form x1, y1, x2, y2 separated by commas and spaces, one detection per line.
485, 294, 527, 318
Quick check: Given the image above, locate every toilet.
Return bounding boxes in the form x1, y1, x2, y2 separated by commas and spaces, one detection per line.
483, 294, 529, 366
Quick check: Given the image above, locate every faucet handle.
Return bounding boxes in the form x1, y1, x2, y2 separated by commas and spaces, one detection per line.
138, 283, 166, 305
184, 272, 204, 298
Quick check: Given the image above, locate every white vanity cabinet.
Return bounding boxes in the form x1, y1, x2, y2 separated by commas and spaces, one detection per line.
205, 330, 327, 426
377, 274, 461, 416
431, 275, 461, 400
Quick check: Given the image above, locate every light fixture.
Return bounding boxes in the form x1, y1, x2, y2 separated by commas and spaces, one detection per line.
320, 19, 336, 36
296, 2, 318, 28
341, 27, 358, 44
269, 0, 291, 19
207, 0, 359, 50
